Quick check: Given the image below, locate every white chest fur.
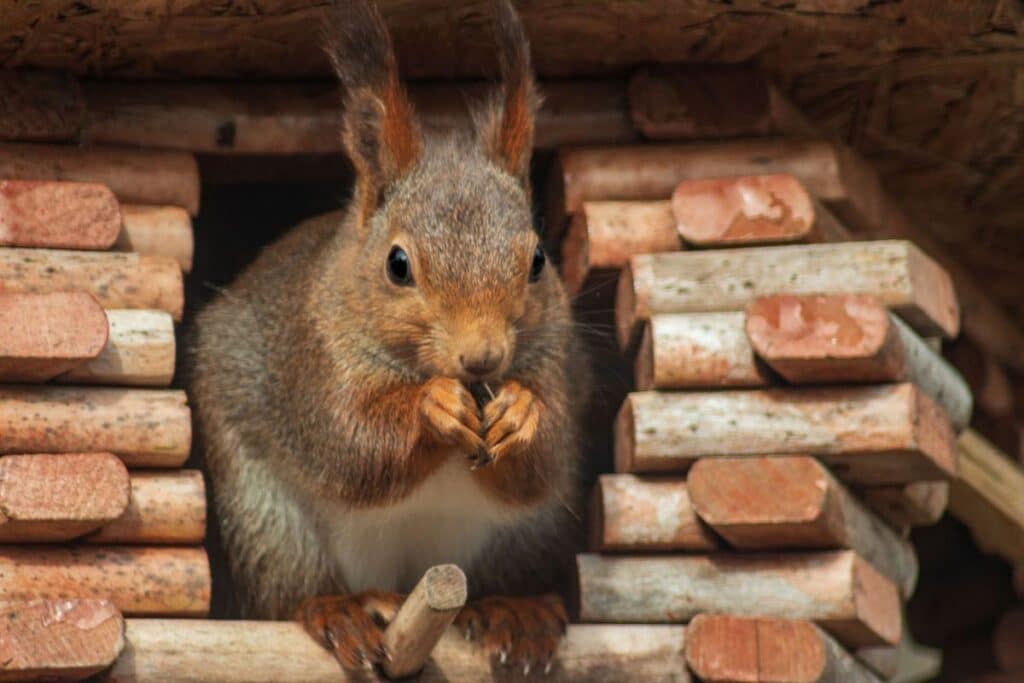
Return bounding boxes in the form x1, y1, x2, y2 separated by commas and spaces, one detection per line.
318, 456, 530, 594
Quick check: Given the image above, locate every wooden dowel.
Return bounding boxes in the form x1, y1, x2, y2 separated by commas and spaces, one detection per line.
0, 142, 199, 215
0, 248, 184, 320
590, 474, 719, 552
993, 609, 1024, 673
616, 240, 959, 350
0, 71, 85, 143
87, 470, 206, 545
117, 205, 194, 272
684, 614, 882, 683
105, 622, 691, 682
0, 179, 121, 249
615, 383, 956, 485
0, 599, 124, 682
381, 564, 467, 679
0, 292, 108, 382
576, 550, 901, 647
859, 482, 949, 529
634, 312, 768, 390
0, 386, 191, 467
0, 546, 210, 617
687, 456, 918, 597
0, 453, 129, 543
60, 309, 176, 387
855, 627, 942, 683
746, 293, 973, 430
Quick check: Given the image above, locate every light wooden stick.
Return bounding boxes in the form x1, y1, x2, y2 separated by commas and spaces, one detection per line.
0, 386, 191, 467
0, 179, 121, 249
0, 546, 210, 616
0, 599, 124, 682
381, 564, 467, 679
687, 456, 919, 597
117, 205, 194, 272
0, 70, 84, 142
60, 309, 176, 387
576, 550, 901, 647
616, 240, 959, 350
859, 482, 949, 529
87, 470, 206, 545
615, 383, 956, 485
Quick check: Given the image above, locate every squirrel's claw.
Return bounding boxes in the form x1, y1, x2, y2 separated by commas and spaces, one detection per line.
420, 377, 486, 456
295, 592, 402, 673
483, 382, 541, 464
454, 595, 566, 677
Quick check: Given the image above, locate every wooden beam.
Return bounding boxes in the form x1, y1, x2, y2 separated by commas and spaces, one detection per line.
0, 179, 121, 249
117, 205, 194, 273
87, 470, 206, 545
60, 309, 176, 387
0, 70, 84, 143
859, 482, 949, 529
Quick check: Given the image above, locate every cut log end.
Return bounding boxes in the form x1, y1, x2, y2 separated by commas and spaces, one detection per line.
0, 180, 121, 250
118, 205, 195, 273
848, 556, 903, 647
613, 397, 636, 474
615, 257, 645, 350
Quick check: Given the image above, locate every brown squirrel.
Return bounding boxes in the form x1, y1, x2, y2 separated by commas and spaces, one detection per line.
190, 0, 589, 674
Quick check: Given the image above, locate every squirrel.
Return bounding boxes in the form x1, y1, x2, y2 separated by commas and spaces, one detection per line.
189, 0, 590, 674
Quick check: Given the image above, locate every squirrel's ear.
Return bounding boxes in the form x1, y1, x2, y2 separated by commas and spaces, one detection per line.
323, 0, 421, 228
476, 0, 540, 190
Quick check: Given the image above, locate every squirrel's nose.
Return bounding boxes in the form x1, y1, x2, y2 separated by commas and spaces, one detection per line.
459, 349, 504, 378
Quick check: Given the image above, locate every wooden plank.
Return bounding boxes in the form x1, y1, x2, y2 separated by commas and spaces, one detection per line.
687, 456, 918, 597
615, 383, 956, 485
0, 453, 129, 543
105, 622, 691, 682
859, 482, 949, 529
87, 470, 206, 545
0, 71, 84, 143
0, 599, 124, 682
0, 248, 184, 321
0, 292, 108, 382
616, 240, 960, 349
746, 294, 973, 430
589, 474, 719, 552
117, 205, 194, 272
684, 614, 882, 683
60, 309, 176, 387
0, 386, 191, 467
576, 550, 901, 647
0, 142, 199, 215
0, 546, 210, 617
0, 179, 121, 249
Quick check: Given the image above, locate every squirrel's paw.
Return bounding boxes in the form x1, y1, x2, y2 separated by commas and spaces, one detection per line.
420, 377, 488, 463
482, 381, 541, 464
296, 591, 403, 672
455, 594, 568, 676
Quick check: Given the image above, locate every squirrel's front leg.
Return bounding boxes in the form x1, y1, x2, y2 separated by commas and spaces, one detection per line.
418, 376, 488, 464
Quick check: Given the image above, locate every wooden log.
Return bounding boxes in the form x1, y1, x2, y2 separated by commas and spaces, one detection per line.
0, 546, 210, 616
746, 294, 973, 430
576, 550, 901, 647
590, 474, 719, 552
0, 142, 199, 215
0, 386, 191, 467
0, 70, 84, 143
0, 179, 121, 249
684, 614, 882, 683
616, 240, 960, 349
634, 312, 768, 390
560, 200, 680, 297
0, 453, 129, 543
615, 383, 956, 485
87, 470, 206, 545
60, 309, 176, 387
105, 621, 691, 682
859, 482, 949, 529
672, 174, 850, 247
855, 631, 942, 683
994, 609, 1024, 673
0, 599, 124, 682
0, 248, 184, 320
0, 292, 108, 382
381, 564, 467, 679
687, 456, 918, 597
116, 205, 194, 272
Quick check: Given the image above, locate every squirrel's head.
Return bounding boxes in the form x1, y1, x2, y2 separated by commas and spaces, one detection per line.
324, 0, 563, 384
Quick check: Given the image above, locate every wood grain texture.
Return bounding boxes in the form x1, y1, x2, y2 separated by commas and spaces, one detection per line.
0, 71, 83, 142
116, 205, 194, 272
0, 179, 121, 249
87, 470, 206, 545
859, 482, 949, 529
61, 309, 176, 387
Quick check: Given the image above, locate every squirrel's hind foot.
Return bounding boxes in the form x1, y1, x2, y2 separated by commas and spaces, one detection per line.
455, 594, 568, 676
296, 591, 404, 672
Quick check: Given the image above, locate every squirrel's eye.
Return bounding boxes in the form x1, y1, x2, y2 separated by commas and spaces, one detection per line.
529, 245, 546, 283
386, 246, 413, 286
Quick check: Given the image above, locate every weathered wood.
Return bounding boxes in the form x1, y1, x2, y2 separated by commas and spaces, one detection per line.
87, 470, 206, 545
0, 453, 129, 543
746, 294, 973, 430
0, 248, 184, 320
0, 599, 124, 682
993, 609, 1024, 673
382, 564, 467, 679
0, 71, 84, 143
0, 292, 108, 382
684, 614, 882, 683
855, 630, 942, 683
0, 142, 199, 215
60, 309, 176, 387
0, 386, 191, 467
105, 621, 691, 682
615, 383, 956, 485
576, 550, 901, 647
0, 546, 210, 617
687, 456, 918, 597
616, 240, 960, 349
117, 205, 194, 272
859, 482, 949, 529
0, 179, 121, 249
590, 474, 719, 552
